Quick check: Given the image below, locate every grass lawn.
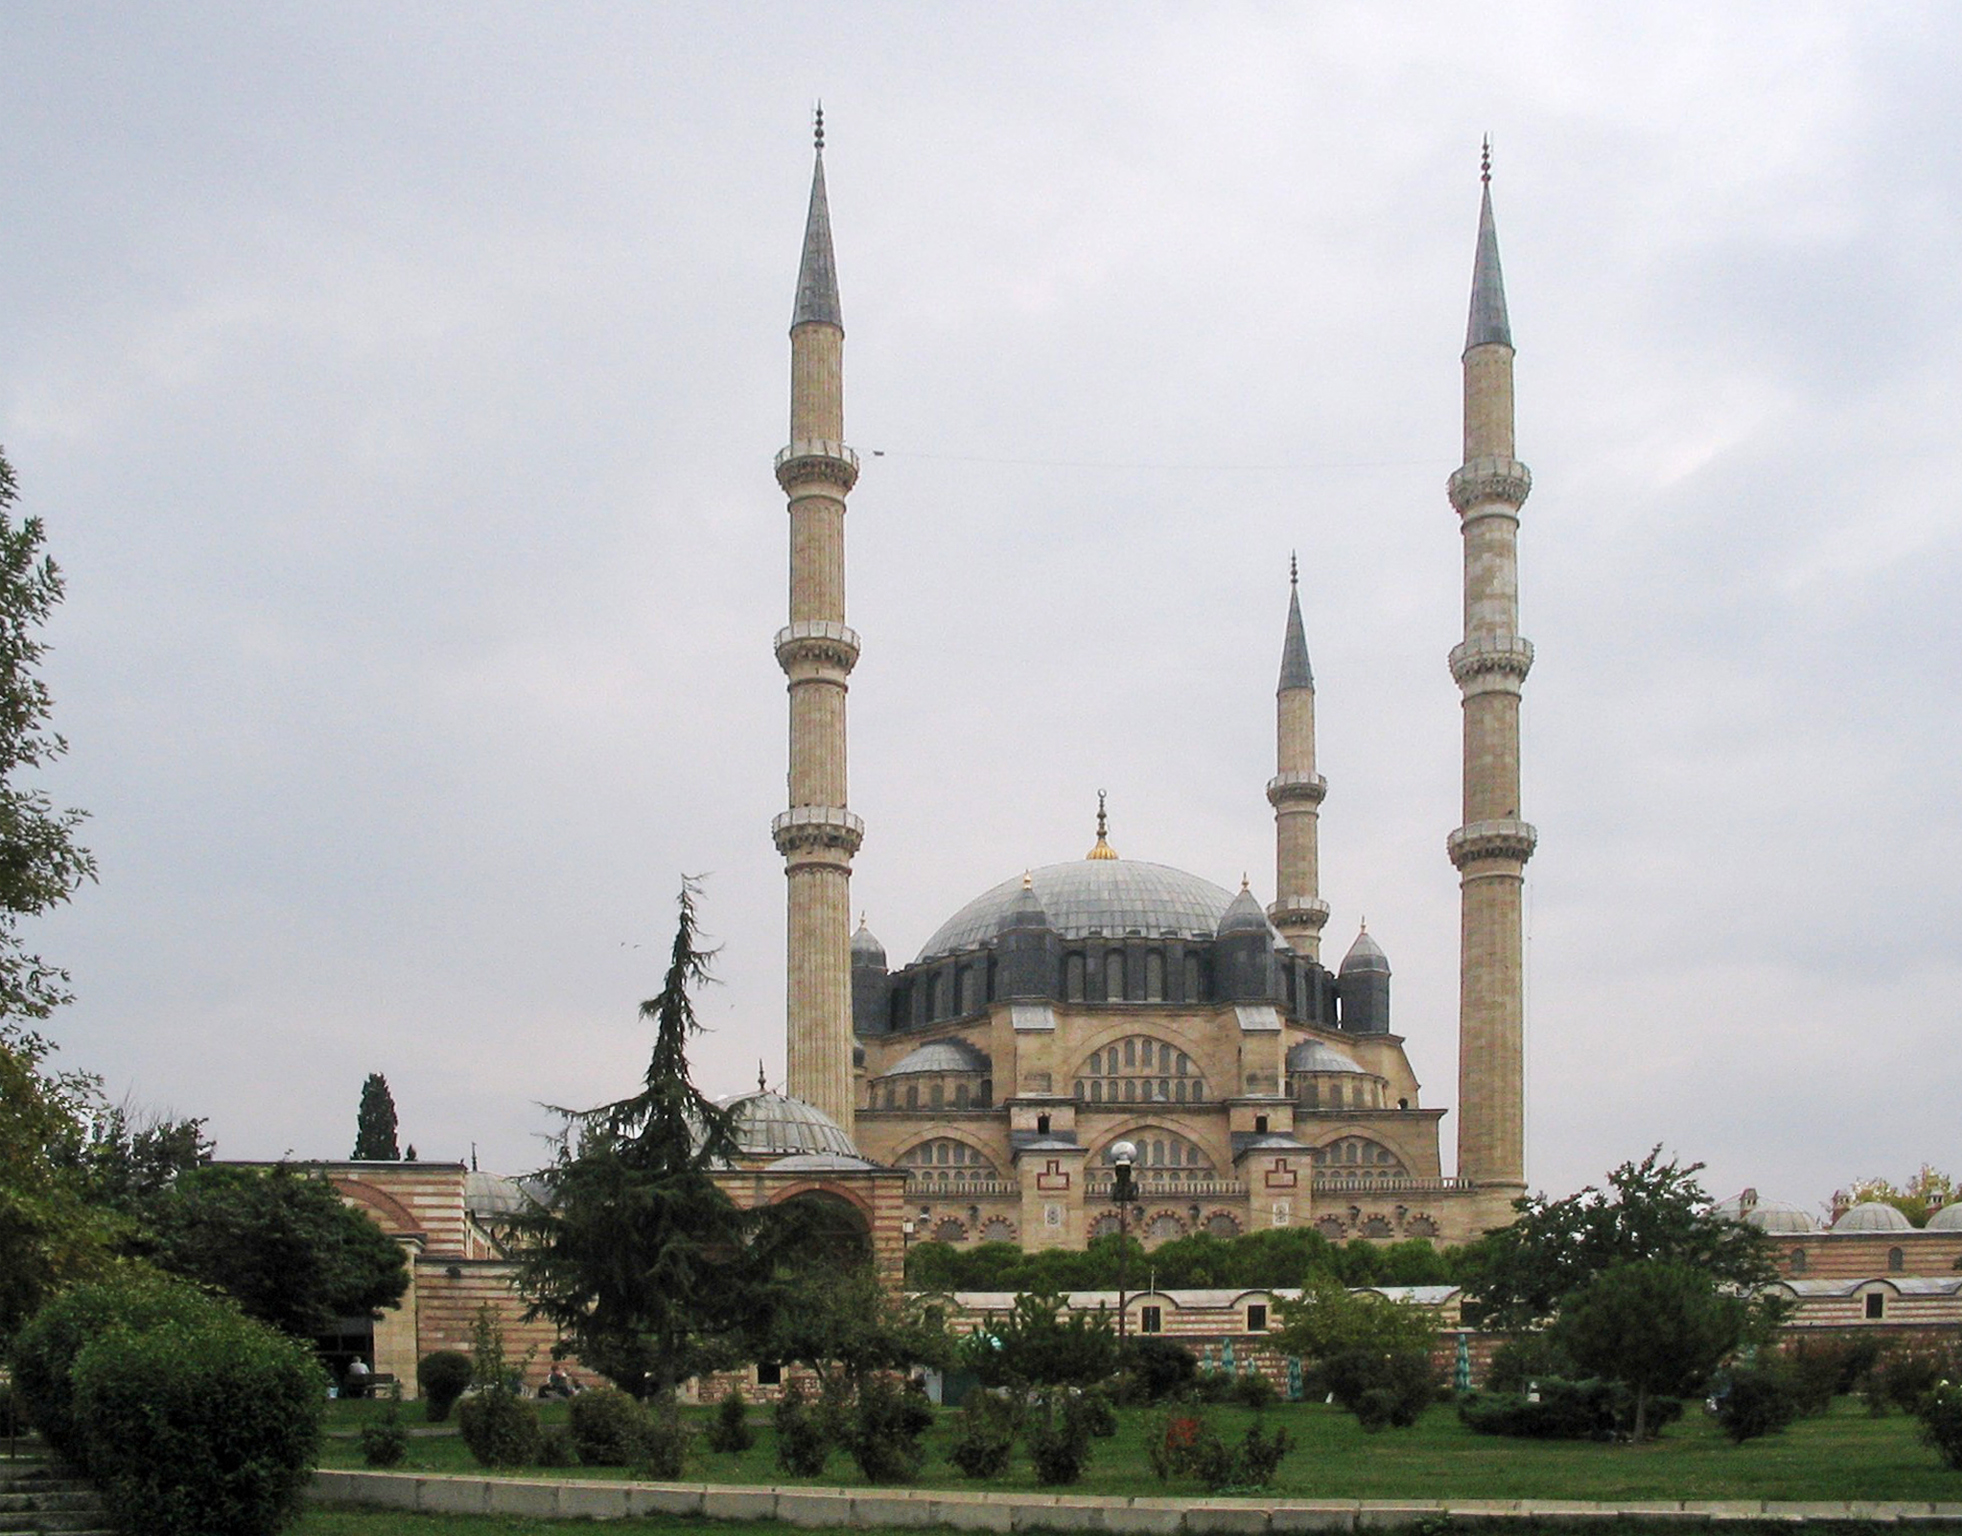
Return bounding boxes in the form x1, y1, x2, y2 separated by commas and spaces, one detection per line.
317, 1397, 1962, 1503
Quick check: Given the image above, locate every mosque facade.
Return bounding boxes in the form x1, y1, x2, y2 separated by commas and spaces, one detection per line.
716, 127, 1537, 1251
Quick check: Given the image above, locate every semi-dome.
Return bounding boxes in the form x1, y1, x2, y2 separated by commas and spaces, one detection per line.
718, 1088, 857, 1159
1832, 1200, 1913, 1233
918, 859, 1253, 961
886, 1038, 992, 1076
1216, 883, 1270, 937
1924, 1203, 1962, 1231
851, 917, 887, 967
1287, 1039, 1365, 1074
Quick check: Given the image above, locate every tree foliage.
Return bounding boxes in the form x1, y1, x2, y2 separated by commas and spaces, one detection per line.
1832, 1165, 1958, 1228
764, 1257, 951, 1389
1552, 1259, 1746, 1441
510, 879, 757, 1398
908, 1227, 1453, 1294
353, 1072, 401, 1161
1274, 1273, 1440, 1428
0, 449, 95, 1027
1457, 1148, 1780, 1331
141, 1162, 408, 1336
963, 1289, 1117, 1389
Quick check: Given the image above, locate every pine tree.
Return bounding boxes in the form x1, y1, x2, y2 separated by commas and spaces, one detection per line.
353, 1073, 400, 1161
509, 879, 752, 1397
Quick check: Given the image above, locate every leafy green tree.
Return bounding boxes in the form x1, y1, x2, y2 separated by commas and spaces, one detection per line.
964, 1289, 1117, 1389
509, 879, 756, 1398
764, 1258, 952, 1390
67, 1101, 211, 1211
353, 1072, 401, 1160
1274, 1272, 1440, 1426
1552, 1259, 1746, 1441
142, 1162, 408, 1336
1458, 1148, 1780, 1331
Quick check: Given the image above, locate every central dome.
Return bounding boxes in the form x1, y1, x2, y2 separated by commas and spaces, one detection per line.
917, 859, 1246, 962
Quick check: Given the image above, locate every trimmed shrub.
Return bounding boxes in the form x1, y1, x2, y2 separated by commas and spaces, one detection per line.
1916, 1380, 1962, 1470
1148, 1411, 1209, 1482
705, 1385, 754, 1453
1023, 1389, 1094, 1485
1146, 1410, 1291, 1490
946, 1389, 1019, 1479
635, 1397, 692, 1480
774, 1380, 830, 1476
846, 1375, 933, 1484
1780, 1335, 1874, 1415
537, 1425, 578, 1467
416, 1350, 473, 1423
1230, 1421, 1294, 1489
1873, 1345, 1957, 1415
567, 1386, 647, 1466
1188, 1368, 1236, 1404
1124, 1338, 1197, 1402
71, 1309, 325, 1536
10, 1268, 220, 1468
1233, 1370, 1279, 1411
1079, 1383, 1119, 1437
360, 1408, 409, 1468
1459, 1378, 1685, 1441
1715, 1366, 1800, 1444
1322, 1347, 1436, 1430
456, 1388, 540, 1468
1485, 1333, 1575, 1394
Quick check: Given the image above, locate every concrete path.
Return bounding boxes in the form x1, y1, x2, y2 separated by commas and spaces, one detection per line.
307, 1470, 1962, 1529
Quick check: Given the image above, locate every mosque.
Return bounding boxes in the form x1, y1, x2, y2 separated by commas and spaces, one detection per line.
710, 125, 1538, 1253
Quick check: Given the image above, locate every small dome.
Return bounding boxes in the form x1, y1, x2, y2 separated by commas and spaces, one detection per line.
1002, 874, 1052, 932
1833, 1200, 1913, 1232
1287, 1039, 1365, 1075
1712, 1192, 1817, 1234
464, 1171, 533, 1219
770, 1152, 882, 1173
1339, 925, 1390, 976
1216, 883, 1270, 937
1924, 1203, 1962, 1231
852, 917, 886, 966
718, 1089, 858, 1159
887, 1038, 992, 1077
918, 860, 1248, 960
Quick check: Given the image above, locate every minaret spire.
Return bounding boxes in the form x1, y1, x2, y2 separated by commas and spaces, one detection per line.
1447, 147, 1535, 1199
773, 120, 862, 1133
1268, 559, 1329, 958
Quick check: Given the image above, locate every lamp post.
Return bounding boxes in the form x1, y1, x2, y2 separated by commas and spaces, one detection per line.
1109, 1140, 1140, 1341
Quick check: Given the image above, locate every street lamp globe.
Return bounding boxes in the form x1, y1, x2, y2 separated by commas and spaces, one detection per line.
1110, 1140, 1138, 1167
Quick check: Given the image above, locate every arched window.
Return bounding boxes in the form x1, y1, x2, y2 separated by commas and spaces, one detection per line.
1789, 1248, 1808, 1273
1145, 951, 1165, 1002
1105, 951, 1126, 1001
898, 1139, 999, 1184
1888, 1246, 1905, 1273
930, 1082, 944, 1109
1065, 954, 1086, 1002
1184, 953, 1201, 1001
1313, 1137, 1408, 1180
1100, 1129, 1213, 1176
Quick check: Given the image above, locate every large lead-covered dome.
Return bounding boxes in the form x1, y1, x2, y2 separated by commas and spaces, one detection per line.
918, 860, 1249, 962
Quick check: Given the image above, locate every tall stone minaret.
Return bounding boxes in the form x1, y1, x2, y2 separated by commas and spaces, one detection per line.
1448, 142, 1535, 1193
1267, 557, 1330, 960
771, 112, 862, 1132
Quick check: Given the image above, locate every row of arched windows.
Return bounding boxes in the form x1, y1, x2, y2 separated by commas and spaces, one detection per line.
1312, 1137, 1406, 1175
1073, 1036, 1205, 1106
877, 1078, 993, 1111
898, 1138, 999, 1178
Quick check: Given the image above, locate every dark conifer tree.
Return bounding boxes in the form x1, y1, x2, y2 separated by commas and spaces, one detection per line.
353, 1072, 400, 1160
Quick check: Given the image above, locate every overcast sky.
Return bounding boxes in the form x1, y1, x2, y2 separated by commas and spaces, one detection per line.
3, 3, 1956, 1212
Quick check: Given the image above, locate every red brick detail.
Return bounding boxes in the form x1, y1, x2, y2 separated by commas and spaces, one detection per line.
1035, 1159, 1071, 1192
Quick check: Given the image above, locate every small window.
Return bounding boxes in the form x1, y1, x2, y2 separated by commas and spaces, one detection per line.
1254, 1115, 1269, 1135
1789, 1248, 1808, 1273
1865, 1292, 1885, 1321
1247, 1304, 1268, 1332
1140, 1305, 1163, 1335
1888, 1246, 1905, 1273
756, 1362, 782, 1386
1037, 1113, 1051, 1135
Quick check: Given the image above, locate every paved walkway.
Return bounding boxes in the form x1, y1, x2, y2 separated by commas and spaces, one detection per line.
307, 1470, 1962, 1529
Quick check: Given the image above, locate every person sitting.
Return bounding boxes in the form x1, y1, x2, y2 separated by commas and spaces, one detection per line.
344, 1356, 372, 1400
541, 1365, 575, 1399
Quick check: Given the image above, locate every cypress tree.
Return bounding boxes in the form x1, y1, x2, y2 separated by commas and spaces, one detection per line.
352, 1073, 400, 1161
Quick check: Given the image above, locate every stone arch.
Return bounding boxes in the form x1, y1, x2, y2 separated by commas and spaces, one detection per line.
1205, 1210, 1242, 1239
1086, 1118, 1219, 1170
893, 1131, 1001, 1173
330, 1178, 426, 1240
1144, 1209, 1187, 1242
931, 1216, 967, 1244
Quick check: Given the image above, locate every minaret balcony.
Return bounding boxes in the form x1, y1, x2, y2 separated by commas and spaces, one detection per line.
1265, 771, 1328, 808
776, 620, 861, 674
1447, 818, 1538, 870
1448, 634, 1534, 690
773, 804, 865, 859
1447, 455, 1532, 514
1268, 896, 1331, 931
775, 438, 860, 493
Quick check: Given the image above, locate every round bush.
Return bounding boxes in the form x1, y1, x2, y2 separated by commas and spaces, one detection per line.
416, 1349, 473, 1423
636, 1396, 693, 1480
1716, 1366, 1800, 1444
71, 1310, 326, 1536
567, 1386, 649, 1466
10, 1268, 222, 1468
456, 1389, 541, 1468
360, 1412, 409, 1468
705, 1386, 755, 1453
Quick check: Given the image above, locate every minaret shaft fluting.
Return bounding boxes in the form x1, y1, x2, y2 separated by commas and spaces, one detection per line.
1449, 152, 1534, 1192
772, 125, 860, 1132
1268, 561, 1329, 958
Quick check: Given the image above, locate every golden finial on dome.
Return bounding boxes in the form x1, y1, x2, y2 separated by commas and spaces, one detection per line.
1022, 869, 1034, 888
1087, 789, 1119, 860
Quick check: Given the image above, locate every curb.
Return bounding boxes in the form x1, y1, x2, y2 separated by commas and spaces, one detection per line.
306, 1472, 1962, 1530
